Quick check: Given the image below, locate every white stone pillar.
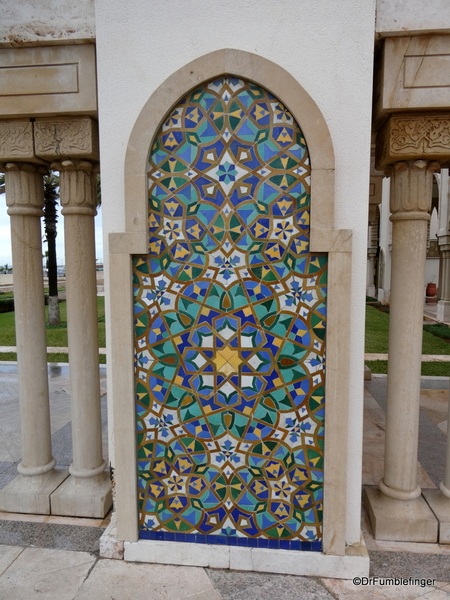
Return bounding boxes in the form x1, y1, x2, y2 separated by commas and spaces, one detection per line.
50, 159, 111, 517
365, 160, 440, 542
366, 247, 377, 297
0, 162, 68, 514
381, 161, 438, 498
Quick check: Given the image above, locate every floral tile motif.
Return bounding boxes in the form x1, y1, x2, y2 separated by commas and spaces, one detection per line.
133, 78, 327, 550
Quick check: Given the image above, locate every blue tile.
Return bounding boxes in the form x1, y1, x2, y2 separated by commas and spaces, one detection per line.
195, 535, 206, 544
237, 537, 248, 547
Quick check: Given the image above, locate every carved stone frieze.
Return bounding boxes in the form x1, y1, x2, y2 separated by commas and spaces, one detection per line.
387, 160, 440, 219
34, 118, 99, 161
376, 114, 450, 168
0, 121, 38, 162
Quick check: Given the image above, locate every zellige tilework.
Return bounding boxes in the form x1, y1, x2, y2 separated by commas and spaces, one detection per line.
133, 78, 327, 550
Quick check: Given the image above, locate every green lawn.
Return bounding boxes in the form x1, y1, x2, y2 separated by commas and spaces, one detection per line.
365, 305, 450, 376
0, 296, 106, 364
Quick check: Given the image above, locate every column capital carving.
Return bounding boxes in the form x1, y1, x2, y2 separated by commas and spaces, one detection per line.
0, 120, 45, 164
53, 159, 98, 216
3, 162, 48, 217
387, 160, 439, 221
34, 117, 99, 162
376, 113, 450, 170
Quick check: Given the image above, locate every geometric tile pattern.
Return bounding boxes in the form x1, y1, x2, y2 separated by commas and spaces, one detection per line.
133, 78, 327, 551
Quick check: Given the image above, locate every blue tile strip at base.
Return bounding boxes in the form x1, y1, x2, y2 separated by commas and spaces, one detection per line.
139, 529, 322, 552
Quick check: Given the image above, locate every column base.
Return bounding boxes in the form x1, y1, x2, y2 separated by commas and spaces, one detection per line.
50, 471, 112, 518
367, 284, 376, 298
437, 300, 450, 323
364, 487, 438, 542
423, 489, 450, 543
0, 468, 69, 515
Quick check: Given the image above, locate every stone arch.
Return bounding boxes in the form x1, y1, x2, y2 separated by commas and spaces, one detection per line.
124, 49, 335, 243
111, 50, 352, 562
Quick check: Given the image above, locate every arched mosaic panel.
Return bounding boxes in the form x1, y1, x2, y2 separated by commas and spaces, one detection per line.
133, 78, 327, 551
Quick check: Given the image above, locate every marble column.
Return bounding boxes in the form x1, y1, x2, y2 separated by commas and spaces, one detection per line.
365, 160, 440, 541
0, 162, 68, 514
50, 159, 111, 517
382, 161, 438, 496
366, 247, 377, 297
437, 239, 450, 322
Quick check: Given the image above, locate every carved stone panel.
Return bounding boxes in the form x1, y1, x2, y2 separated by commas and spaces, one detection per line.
0, 121, 36, 162
376, 114, 450, 168
0, 45, 97, 118
34, 118, 99, 161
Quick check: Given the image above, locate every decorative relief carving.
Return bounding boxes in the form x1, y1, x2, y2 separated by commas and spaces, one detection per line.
376, 114, 450, 169
427, 239, 439, 258
391, 116, 450, 155
34, 118, 99, 161
0, 121, 34, 160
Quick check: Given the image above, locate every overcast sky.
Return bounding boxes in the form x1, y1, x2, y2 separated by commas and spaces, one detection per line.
0, 193, 104, 268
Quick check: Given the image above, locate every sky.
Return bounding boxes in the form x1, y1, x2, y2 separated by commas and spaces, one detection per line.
0, 193, 104, 268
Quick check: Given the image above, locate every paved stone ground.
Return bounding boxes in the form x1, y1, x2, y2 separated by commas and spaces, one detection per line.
1, 362, 450, 599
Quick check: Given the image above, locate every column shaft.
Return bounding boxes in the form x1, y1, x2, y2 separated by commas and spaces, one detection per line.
383, 217, 427, 495
58, 160, 105, 477
5, 163, 55, 474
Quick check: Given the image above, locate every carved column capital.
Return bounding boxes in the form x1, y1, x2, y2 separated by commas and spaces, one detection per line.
376, 113, 450, 169
387, 160, 440, 221
3, 162, 48, 217
53, 159, 98, 216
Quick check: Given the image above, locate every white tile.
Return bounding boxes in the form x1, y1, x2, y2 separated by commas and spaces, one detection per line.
124, 539, 230, 568
247, 548, 369, 579
125, 540, 369, 579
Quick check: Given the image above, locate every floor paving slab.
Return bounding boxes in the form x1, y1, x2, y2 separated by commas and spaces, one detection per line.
0, 547, 97, 600
74, 559, 222, 600
0, 544, 22, 576
321, 577, 443, 600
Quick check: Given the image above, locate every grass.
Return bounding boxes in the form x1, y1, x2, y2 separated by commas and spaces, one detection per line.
423, 323, 450, 341
0, 351, 106, 364
365, 305, 450, 355
365, 305, 450, 376
366, 360, 450, 377
0, 296, 106, 363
